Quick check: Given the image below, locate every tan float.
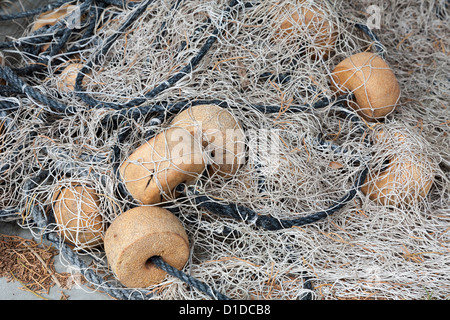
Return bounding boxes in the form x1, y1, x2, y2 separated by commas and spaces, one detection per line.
120, 127, 206, 204
57, 63, 86, 92
120, 105, 245, 204
361, 130, 435, 206
170, 104, 245, 178
52, 184, 104, 249
32, 4, 79, 31
273, 1, 337, 59
104, 206, 190, 288
331, 52, 401, 122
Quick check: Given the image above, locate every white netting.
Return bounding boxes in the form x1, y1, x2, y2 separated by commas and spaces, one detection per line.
0, 0, 449, 299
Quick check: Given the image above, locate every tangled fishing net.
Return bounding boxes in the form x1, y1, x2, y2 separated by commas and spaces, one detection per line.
0, 0, 449, 300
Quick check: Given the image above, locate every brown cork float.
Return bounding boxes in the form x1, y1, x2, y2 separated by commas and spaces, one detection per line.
119, 126, 206, 205
330, 52, 401, 122
104, 206, 190, 288
361, 130, 435, 206
51, 184, 104, 249
273, 1, 337, 59
169, 104, 245, 178
56, 63, 89, 92
120, 104, 244, 204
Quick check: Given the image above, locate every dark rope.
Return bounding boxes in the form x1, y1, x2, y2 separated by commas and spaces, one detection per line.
12, 27, 74, 76
301, 277, 313, 300
150, 256, 231, 300
168, 95, 369, 231
184, 166, 368, 231
0, 65, 75, 114
355, 23, 385, 58
0, 1, 99, 53
324, 0, 385, 58
65, 2, 107, 54
74, 0, 157, 109
0, 0, 76, 21
99, 92, 354, 128
0, 31, 62, 50
0, 207, 20, 222
18, 165, 233, 300
96, 0, 141, 8
11, 0, 94, 76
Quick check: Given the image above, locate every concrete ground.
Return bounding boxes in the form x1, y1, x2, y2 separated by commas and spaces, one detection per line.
0, 220, 112, 300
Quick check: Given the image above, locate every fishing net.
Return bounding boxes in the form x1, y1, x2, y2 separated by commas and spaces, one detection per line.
0, 0, 449, 300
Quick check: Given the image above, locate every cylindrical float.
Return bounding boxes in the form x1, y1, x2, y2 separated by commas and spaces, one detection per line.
120, 127, 206, 204
170, 104, 245, 178
104, 206, 190, 288
32, 4, 79, 31
120, 105, 245, 204
32, 4, 79, 52
57, 63, 88, 92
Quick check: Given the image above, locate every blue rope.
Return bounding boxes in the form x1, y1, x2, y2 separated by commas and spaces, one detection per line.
150, 256, 231, 300
186, 166, 368, 231
0, 65, 75, 114
0, 0, 76, 21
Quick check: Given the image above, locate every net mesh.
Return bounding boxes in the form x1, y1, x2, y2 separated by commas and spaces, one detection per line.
0, 0, 449, 300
